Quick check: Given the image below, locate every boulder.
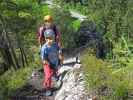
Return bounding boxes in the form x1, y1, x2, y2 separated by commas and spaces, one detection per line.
75, 20, 106, 59
55, 64, 91, 100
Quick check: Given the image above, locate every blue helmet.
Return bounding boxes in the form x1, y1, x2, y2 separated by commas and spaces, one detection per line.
44, 29, 55, 38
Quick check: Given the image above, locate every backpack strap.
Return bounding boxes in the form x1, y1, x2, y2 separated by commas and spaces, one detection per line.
38, 26, 45, 38
53, 25, 57, 37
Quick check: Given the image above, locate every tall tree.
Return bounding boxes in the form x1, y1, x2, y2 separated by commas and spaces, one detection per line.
0, 0, 41, 72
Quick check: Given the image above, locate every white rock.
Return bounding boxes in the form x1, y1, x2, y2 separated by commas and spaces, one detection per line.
58, 66, 73, 74
73, 64, 81, 69
70, 10, 87, 21
55, 67, 89, 100
65, 95, 74, 100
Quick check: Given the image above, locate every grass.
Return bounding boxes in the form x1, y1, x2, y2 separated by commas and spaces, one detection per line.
0, 46, 41, 100
0, 66, 32, 99
81, 48, 133, 100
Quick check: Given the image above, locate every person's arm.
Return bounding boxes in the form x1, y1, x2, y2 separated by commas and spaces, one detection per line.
41, 46, 49, 65
38, 27, 45, 47
59, 48, 64, 65
55, 26, 62, 48
38, 36, 43, 47
42, 59, 49, 65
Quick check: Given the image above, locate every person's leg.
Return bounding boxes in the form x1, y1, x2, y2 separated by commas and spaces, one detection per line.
43, 64, 54, 89
52, 69, 59, 81
43, 64, 54, 96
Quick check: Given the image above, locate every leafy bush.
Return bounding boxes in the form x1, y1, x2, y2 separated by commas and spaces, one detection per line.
49, 7, 81, 48
81, 49, 132, 100
81, 51, 110, 91
0, 63, 37, 99
71, 19, 81, 31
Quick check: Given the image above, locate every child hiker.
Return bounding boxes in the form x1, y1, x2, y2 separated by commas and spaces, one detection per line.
40, 29, 63, 96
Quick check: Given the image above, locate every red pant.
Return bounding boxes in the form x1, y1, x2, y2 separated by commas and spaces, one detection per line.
43, 64, 57, 89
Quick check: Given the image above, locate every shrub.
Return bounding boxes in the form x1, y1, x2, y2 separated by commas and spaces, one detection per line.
0, 65, 35, 99
81, 49, 132, 100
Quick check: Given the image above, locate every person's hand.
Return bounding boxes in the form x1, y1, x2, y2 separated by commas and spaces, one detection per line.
42, 60, 49, 65
59, 55, 64, 64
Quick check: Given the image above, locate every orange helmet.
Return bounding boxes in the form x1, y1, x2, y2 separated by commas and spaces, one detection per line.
43, 15, 53, 22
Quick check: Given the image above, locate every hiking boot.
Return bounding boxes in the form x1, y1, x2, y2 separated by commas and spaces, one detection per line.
52, 75, 59, 81
45, 90, 53, 96
57, 80, 62, 87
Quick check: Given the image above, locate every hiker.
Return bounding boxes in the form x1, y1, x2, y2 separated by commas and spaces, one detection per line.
37, 15, 61, 48
40, 29, 63, 96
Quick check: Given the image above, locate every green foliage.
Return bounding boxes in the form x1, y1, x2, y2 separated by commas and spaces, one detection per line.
81, 49, 132, 99
54, 2, 133, 98
0, 65, 34, 99
0, 0, 50, 70
56, 0, 133, 41
81, 51, 110, 90
0, 0, 132, 99
0, 45, 41, 99
71, 19, 81, 31
0, 44, 42, 99
0, 0, 44, 97
49, 8, 80, 48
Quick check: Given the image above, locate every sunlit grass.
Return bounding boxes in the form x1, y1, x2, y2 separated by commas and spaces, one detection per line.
0, 46, 41, 99
81, 48, 133, 100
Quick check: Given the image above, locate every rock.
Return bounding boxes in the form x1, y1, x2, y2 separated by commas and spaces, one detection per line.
28, 70, 44, 90
73, 63, 81, 69
76, 21, 99, 47
55, 64, 91, 100
58, 66, 73, 75
70, 10, 87, 21
75, 20, 107, 59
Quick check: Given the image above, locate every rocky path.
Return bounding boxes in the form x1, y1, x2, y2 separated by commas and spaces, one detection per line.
10, 54, 91, 100
10, 1, 90, 99
10, 48, 92, 100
